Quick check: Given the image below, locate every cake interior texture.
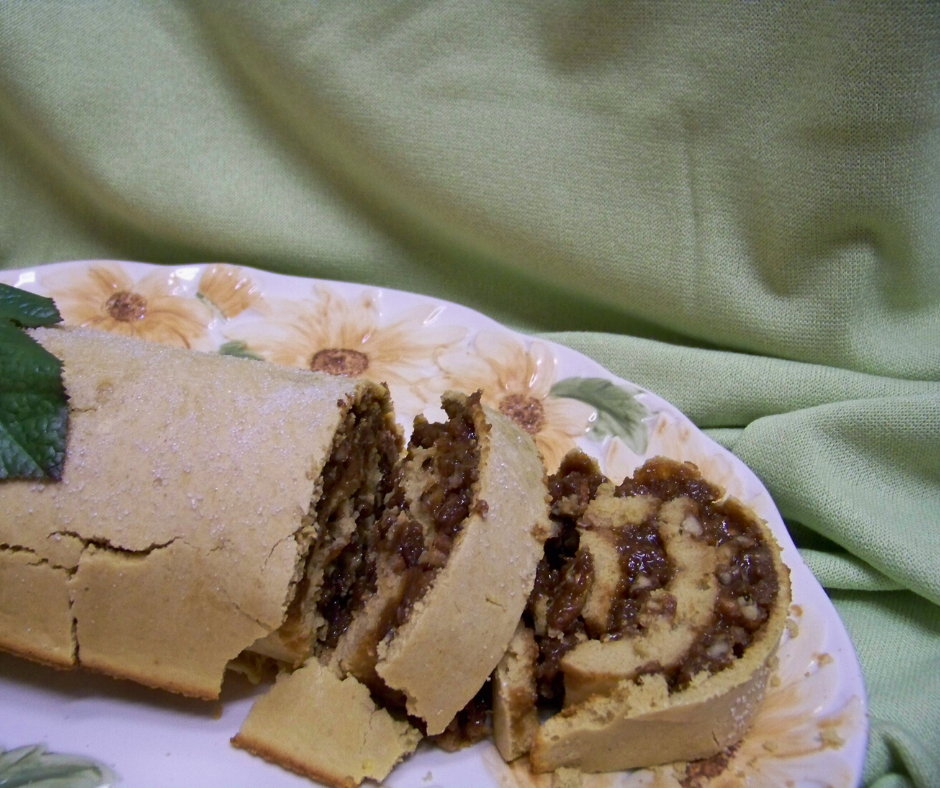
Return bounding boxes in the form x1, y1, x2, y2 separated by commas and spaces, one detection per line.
529, 453, 782, 702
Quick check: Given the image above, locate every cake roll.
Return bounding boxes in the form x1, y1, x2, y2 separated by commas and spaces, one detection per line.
233, 391, 552, 786
0, 327, 401, 699
493, 450, 791, 772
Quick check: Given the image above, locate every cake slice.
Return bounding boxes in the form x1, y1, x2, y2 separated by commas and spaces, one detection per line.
232, 660, 421, 788
493, 622, 541, 762
330, 391, 551, 734
494, 450, 791, 772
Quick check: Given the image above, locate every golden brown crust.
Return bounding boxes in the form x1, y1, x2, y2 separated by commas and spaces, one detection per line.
529, 659, 775, 772
231, 738, 357, 788
232, 660, 421, 788
493, 622, 540, 762
0, 550, 75, 669
70, 541, 269, 699
0, 327, 389, 698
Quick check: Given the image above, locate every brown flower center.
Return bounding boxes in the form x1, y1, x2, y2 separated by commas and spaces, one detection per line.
105, 290, 148, 322
310, 348, 369, 377
499, 393, 545, 435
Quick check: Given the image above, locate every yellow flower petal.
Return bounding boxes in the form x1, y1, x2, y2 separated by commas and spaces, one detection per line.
198, 264, 262, 319
439, 332, 596, 471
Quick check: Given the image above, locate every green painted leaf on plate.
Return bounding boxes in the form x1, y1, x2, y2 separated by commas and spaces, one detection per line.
195, 291, 224, 320
218, 340, 263, 361
0, 745, 116, 788
550, 376, 650, 453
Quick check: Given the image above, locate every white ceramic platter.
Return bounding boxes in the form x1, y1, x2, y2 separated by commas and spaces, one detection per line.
0, 261, 867, 788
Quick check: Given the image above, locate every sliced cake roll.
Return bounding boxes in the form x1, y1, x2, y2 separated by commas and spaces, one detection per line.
332, 391, 551, 733
234, 391, 552, 786
494, 450, 791, 772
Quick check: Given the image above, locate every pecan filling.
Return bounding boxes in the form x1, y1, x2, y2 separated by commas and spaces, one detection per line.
314, 391, 400, 651
249, 387, 400, 664
525, 453, 780, 707
344, 393, 484, 711
527, 452, 606, 701
377, 393, 481, 637
616, 458, 779, 689
606, 521, 672, 639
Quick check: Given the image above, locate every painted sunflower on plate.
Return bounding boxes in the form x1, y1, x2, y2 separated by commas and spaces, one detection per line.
223, 286, 466, 413
436, 331, 594, 471
43, 263, 211, 349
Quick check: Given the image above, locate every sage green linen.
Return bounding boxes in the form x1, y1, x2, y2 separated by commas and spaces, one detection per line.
1, 3, 938, 786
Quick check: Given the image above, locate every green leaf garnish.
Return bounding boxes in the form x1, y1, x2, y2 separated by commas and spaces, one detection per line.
0, 283, 62, 327
0, 744, 116, 788
0, 282, 68, 481
550, 376, 650, 453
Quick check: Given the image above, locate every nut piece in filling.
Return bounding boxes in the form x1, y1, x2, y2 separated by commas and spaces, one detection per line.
492, 450, 791, 773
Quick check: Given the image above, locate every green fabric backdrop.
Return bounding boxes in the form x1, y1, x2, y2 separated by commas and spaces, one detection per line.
2, 3, 938, 786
